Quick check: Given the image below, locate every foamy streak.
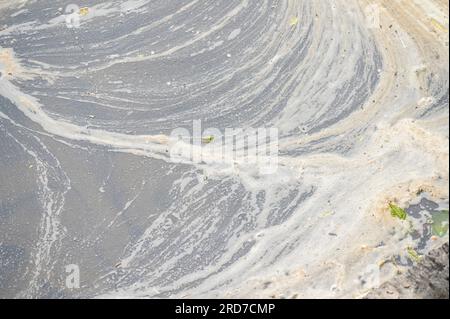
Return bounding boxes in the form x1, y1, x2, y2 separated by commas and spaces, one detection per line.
0, 0, 448, 299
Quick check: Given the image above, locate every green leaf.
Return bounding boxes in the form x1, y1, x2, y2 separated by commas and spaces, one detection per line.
389, 203, 407, 220
202, 136, 215, 144
407, 247, 422, 263
432, 210, 449, 237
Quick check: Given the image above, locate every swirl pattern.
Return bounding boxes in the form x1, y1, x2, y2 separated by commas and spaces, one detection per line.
0, 0, 448, 298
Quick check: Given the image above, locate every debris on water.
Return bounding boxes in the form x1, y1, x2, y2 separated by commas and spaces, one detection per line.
328, 232, 338, 237
320, 210, 335, 218
378, 259, 390, 268
289, 16, 299, 27
406, 247, 422, 263
431, 210, 449, 237
79, 7, 89, 16
430, 18, 448, 33
389, 203, 407, 220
